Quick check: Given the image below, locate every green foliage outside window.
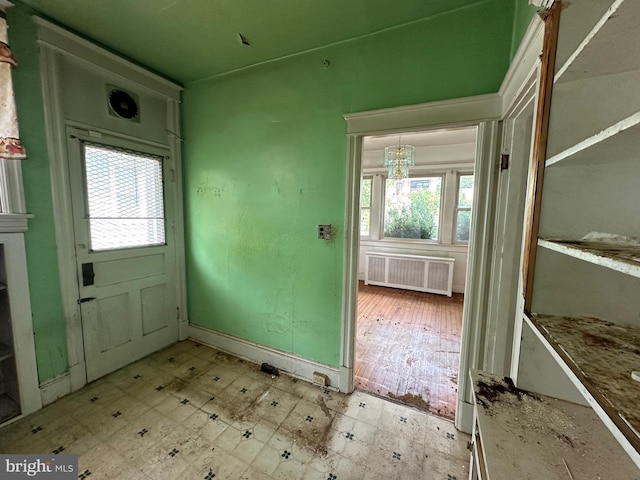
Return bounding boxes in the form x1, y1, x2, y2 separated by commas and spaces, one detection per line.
456, 210, 471, 241
384, 179, 440, 240
360, 178, 371, 206
360, 178, 372, 236
455, 174, 474, 241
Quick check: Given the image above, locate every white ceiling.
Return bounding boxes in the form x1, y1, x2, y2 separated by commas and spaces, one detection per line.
362, 126, 478, 170
363, 126, 478, 151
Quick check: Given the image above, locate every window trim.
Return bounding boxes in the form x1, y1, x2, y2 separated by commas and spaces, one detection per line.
359, 168, 474, 246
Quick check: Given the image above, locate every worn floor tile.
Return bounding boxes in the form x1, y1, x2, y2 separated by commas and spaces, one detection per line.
0, 340, 470, 479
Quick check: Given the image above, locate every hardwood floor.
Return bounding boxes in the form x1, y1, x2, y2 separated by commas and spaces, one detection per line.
355, 281, 463, 419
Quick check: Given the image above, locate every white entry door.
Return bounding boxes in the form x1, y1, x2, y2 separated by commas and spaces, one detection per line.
67, 128, 179, 382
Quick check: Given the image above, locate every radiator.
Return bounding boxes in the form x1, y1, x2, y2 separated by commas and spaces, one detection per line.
365, 252, 454, 296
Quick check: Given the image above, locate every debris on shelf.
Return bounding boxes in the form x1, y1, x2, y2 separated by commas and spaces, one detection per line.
475, 374, 539, 410
581, 232, 640, 246
532, 314, 640, 437
542, 232, 640, 265
473, 371, 577, 449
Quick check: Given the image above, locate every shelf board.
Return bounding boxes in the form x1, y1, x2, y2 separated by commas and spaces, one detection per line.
524, 314, 640, 468
545, 111, 640, 167
470, 370, 640, 479
538, 239, 640, 278
0, 343, 13, 362
556, 0, 640, 84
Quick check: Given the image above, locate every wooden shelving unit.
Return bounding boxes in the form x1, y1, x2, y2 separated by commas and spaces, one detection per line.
514, 0, 640, 473
525, 314, 640, 463
463, 2, 640, 477
470, 370, 640, 480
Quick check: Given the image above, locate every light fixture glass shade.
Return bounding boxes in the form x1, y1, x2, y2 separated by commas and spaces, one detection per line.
383, 144, 415, 180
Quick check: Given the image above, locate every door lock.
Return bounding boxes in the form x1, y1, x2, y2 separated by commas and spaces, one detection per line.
77, 297, 96, 304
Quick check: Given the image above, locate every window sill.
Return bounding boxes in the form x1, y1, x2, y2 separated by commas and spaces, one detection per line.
360, 238, 469, 251
0, 214, 33, 233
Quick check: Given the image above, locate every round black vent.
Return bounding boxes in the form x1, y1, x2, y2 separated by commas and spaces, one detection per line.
108, 89, 139, 120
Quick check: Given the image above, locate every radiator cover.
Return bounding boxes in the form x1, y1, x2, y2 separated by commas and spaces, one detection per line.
364, 252, 454, 296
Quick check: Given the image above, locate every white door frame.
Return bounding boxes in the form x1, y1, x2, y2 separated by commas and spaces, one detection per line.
485, 67, 539, 377
341, 16, 545, 432
36, 20, 186, 403
341, 94, 503, 426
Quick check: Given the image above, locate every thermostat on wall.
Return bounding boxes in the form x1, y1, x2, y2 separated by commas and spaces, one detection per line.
106, 84, 140, 122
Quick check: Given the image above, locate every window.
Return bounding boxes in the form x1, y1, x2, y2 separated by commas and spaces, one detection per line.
360, 177, 372, 236
455, 174, 474, 242
83, 143, 166, 251
384, 176, 442, 240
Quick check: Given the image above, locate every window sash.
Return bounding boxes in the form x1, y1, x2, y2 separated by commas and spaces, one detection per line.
82, 142, 166, 251
454, 173, 474, 243
360, 177, 372, 237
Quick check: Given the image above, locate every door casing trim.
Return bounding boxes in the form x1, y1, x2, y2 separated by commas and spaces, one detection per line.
342, 94, 502, 433
340, 12, 544, 433
38, 29, 184, 401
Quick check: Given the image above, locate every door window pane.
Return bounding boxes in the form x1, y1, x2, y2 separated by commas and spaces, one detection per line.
83, 143, 166, 251
384, 176, 441, 240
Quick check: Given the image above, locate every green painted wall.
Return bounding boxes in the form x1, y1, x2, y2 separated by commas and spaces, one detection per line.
511, 0, 540, 59
8, 3, 68, 381
6, 0, 528, 383
183, 0, 516, 367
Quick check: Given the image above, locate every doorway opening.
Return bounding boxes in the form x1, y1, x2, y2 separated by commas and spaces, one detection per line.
354, 126, 477, 420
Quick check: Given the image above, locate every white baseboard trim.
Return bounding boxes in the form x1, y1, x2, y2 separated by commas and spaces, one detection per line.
358, 276, 465, 296
455, 399, 474, 434
188, 324, 348, 392
179, 318, 190, 342
40, 372, 72, 406
68, 362, 87, 393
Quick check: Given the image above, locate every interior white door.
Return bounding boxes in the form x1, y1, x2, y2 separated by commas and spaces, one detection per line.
67, 128, 179, 382
484, 102, 535, 374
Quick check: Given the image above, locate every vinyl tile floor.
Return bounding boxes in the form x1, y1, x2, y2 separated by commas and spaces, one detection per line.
0, 341, 470, 479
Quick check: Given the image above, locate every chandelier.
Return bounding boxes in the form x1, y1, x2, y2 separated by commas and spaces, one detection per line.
383, 143, 415, 180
